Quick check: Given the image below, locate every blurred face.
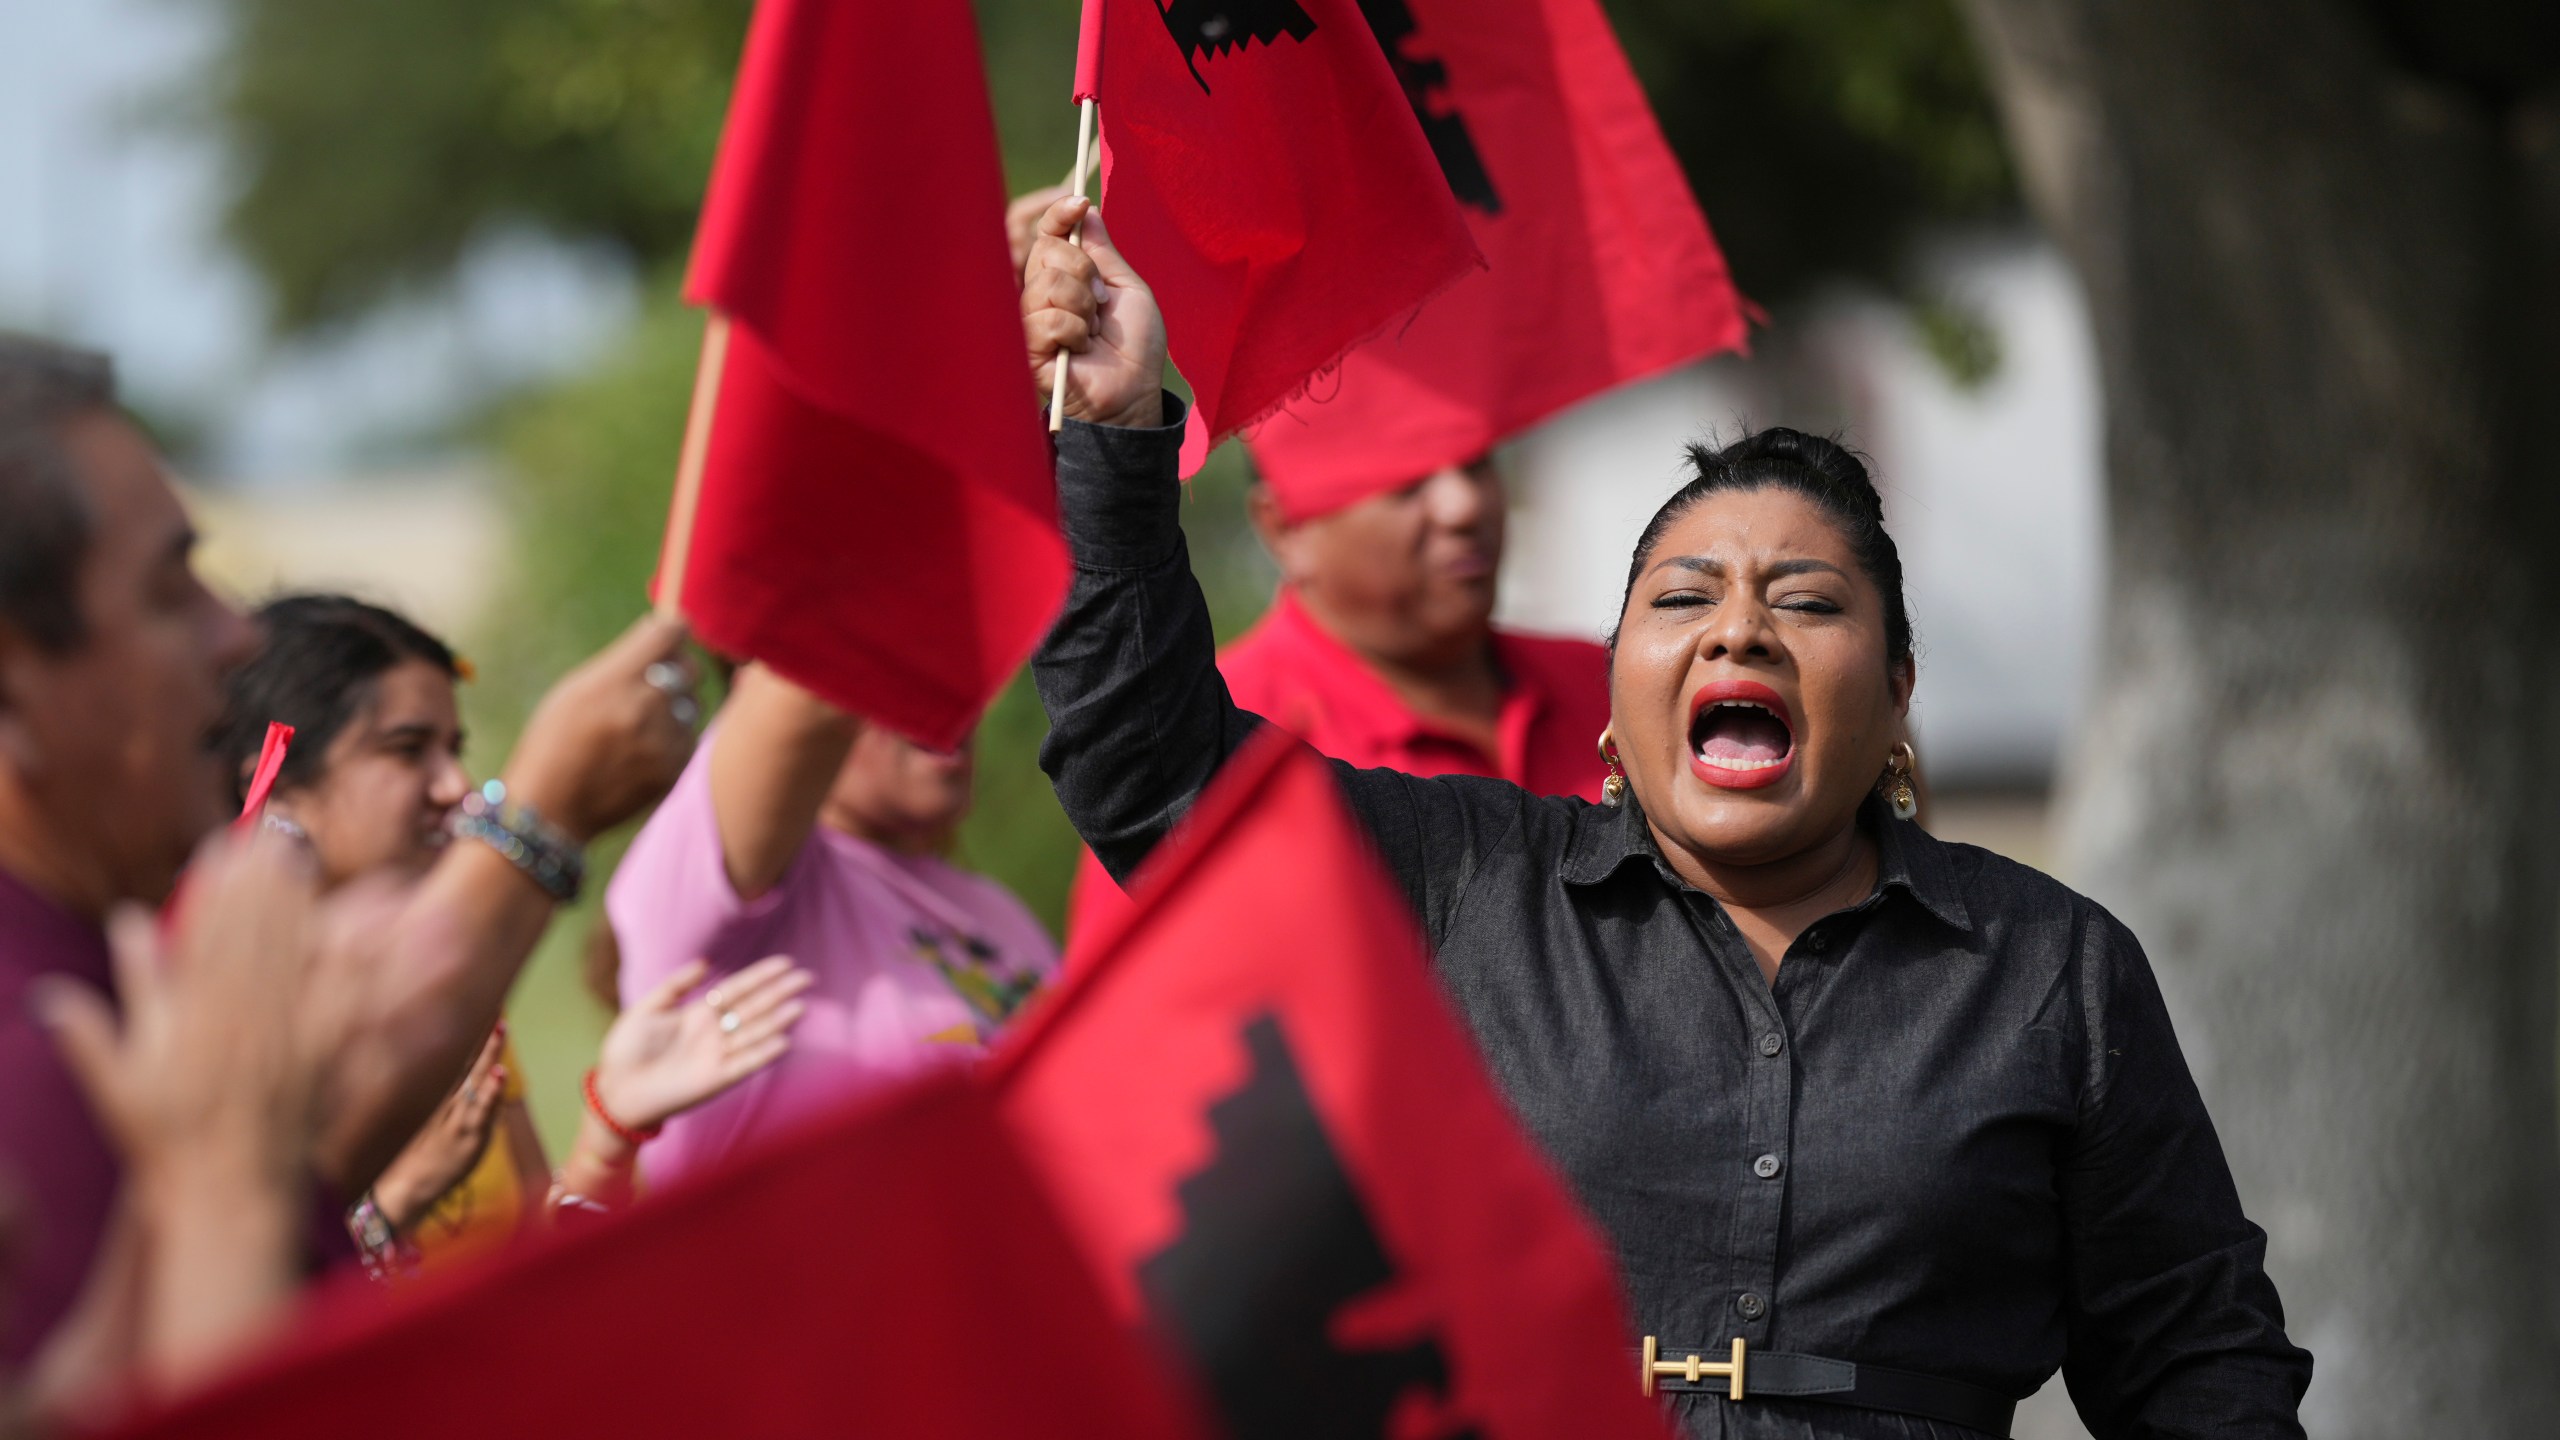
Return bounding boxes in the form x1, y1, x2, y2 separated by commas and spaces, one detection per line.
267, 659, 469, 889
1259, 458, 1505, 669
819, 724, 975, 855
1609, 488, 1912, 871
0, 412, 258, 913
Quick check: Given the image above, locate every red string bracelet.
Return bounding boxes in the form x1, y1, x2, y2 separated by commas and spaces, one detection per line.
582, 1068, 663, 1145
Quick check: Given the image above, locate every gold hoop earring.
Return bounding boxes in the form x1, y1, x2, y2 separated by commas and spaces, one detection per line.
1882, 740, 1919, 822
1596, 729, 1627, 809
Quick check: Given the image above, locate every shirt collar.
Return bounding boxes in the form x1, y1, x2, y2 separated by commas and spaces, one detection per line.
1560, 791, 1974, 933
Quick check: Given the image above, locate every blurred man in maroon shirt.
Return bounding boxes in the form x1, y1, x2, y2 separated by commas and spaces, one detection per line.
0, 338, 260, 1362
0, 337, 699, 1386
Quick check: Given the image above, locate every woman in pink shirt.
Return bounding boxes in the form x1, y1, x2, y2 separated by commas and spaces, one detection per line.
606, 666, 1056, 1189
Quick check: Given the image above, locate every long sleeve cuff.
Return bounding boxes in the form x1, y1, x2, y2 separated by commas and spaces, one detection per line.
1052, 391, 1190, 570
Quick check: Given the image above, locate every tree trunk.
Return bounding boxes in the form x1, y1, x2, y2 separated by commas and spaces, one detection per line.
1955, 3, 2560, 1434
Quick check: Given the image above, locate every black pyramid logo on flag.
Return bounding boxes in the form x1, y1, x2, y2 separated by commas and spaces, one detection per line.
1137, 1014, 1484, 1439
1354, 0, 1501, 214
1156, 0, 1320, 94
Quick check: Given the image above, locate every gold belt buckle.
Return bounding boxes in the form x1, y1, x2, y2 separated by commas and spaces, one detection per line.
1640, 1335, 1746, 1400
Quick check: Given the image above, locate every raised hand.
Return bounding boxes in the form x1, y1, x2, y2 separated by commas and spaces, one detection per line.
366, 1028, 507, 1232
591, 955, 814, 1134
1022, 195, 1167, 430
502, 614, 701, 845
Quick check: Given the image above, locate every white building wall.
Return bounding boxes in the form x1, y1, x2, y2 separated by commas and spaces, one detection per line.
1496, 237, 2105, 792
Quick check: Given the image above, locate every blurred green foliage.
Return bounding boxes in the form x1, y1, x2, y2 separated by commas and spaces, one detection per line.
200, 0, 743, 330
197, 0, 2007, 1139
1603, 0, 2012, 310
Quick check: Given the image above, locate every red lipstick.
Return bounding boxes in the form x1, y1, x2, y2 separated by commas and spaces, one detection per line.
1687, 679, 1796, 791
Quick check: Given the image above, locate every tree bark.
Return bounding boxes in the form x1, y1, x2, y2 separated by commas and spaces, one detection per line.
1955, 3, 2560, 1434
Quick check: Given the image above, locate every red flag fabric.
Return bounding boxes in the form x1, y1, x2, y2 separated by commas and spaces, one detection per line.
1079, 0, 1483, 475
1074, 0, 1105, 100
109, 1075, 1208, 1440
666, 0, 1064, 750
991, 729, 1668, 1439
1245, 0, 1747, 520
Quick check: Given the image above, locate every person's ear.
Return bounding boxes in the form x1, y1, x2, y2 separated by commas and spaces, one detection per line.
1890, 654, 1916, 718
1245, 482, 1310, 586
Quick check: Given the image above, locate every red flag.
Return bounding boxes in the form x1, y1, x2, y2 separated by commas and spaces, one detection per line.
664, 0, 1064, 750
1076, 0, 1483, 475
991, 730, 1668, 1438
110, 1075, 1208, 1440
1245, 0, 1747, 519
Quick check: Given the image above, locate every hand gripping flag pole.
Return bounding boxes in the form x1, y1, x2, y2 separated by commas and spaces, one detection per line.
1047, 0, 1106, 433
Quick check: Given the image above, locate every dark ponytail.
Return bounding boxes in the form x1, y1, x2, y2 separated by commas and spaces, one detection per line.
1614, 427, 1913, 666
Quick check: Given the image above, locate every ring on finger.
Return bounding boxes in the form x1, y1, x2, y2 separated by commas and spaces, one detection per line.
669, 694, 701, 728
719, 1009, 742, 1035
643, 661, 689, 696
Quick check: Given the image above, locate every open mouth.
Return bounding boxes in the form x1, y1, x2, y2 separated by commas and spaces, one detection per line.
1688, 679, 1796, 791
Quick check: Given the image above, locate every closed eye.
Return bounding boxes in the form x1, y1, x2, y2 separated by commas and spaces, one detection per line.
1651, 590, 1716, 610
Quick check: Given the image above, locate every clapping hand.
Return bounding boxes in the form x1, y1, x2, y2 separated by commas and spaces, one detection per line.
33, 832, 370, 1391
367, 1029, 508, 1232
590, 956, 814, 1134
38, 835, 332, 1203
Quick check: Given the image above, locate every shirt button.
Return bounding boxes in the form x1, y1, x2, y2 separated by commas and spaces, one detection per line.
1736, 1292, 1767, 1320
1757, 1031, 1784, 1058
1753, 1153, 1783, 1179
1805, 930, 1829, 953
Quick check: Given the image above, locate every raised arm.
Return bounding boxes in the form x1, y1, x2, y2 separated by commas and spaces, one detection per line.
1019, 199, 1533, 932
1020, 196, 1255, 884
707, 665, 857, 900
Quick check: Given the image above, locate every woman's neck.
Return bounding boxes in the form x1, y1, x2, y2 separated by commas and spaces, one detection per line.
1656, 818, 1878, 984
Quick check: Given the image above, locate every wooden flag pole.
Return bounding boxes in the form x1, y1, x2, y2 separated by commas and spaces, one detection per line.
1046, 96, 1098, 433
657, 312, 732, 620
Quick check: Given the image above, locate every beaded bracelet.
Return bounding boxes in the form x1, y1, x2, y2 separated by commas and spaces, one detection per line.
453, 779, 585, 903
347, 1192, 421, 1282
583, 1068, 663, 1146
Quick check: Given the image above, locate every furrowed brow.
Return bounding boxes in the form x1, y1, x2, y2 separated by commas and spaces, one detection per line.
1765, 558, 1850, 581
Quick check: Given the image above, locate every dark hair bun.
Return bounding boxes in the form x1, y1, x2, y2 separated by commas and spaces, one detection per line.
1616, 426, 1913, 665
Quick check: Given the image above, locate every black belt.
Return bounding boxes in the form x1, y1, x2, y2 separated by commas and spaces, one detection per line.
1639, 1337, 2014, 1438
